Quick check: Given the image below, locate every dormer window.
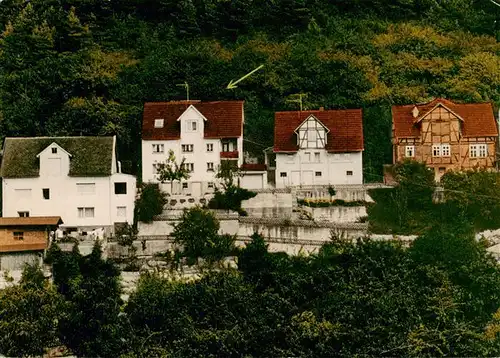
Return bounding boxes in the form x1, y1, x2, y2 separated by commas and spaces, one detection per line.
154, 119, 164, 128
52, 147, 57, 154
191, 121, 197, 131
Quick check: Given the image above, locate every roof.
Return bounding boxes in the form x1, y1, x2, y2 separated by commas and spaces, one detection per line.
241, 163, 267, 171
273, 109, 364, 153
0, 242, 48, 253
142, 100, 244, 140
392, 98, 498, 139
0, 217, 63, 227
0, 137, 114, 178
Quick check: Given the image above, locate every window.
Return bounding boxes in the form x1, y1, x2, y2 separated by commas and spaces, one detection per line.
18, 211, 29, 217
315, 171, 322, 177
207, 143, 213, 152
191, 121, 197, 131
314, 152, 321, 162
470, 144, 487, 158
304, 152, 311, 162
280, 172, 287, 177
13, 232, 24, 240
207, 162, 214, 171
115, 182, 127, 195
51, 147, 57, 154
346, 171, 353, 176
182, 144, 194, 152
183, 163, 194, 172
152, 144, 164, 153
154, 119, 164, 128
441, 144, 450, 157
208, 182, 215, 189
43, 188, 50, 200
432, 145, 441, 157
153, 163, 160, 174
182, 182, 188, 189
77, 183, 95, 195
117, 206, 126, 217
405, 145, 415, 158
439, 167, 446, 174
77, 207, 95, 218
286, 154, 295, 164
222, 142, 230, 152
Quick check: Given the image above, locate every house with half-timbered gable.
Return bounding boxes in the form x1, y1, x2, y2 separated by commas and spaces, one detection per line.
392, 98, 498, 180
273, 107, 364, 187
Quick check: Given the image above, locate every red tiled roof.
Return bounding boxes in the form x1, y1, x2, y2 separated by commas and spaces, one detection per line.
142, 100, 244, 140
273, 109, 364, 153
241, 163, 267, 171
0, 217, 63, 227
392, 98, 498, 139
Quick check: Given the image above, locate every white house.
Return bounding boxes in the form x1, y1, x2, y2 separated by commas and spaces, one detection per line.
141, 100, 245, 195
273, 108, 364, 188
0, 136, 136, 234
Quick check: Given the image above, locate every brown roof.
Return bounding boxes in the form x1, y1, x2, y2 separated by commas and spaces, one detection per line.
0, 217, 63, 227
0, 242, 47, 253
273, 109, 364, 153
392, 98, 498, 139
142, 100, 244, 140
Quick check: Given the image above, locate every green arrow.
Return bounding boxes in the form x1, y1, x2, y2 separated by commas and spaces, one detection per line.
227, 64, 264, 89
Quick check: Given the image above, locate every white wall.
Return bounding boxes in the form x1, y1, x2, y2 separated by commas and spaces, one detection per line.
3, 174, 136, 228
275, 150, 363, 188
240, 171, 267, 190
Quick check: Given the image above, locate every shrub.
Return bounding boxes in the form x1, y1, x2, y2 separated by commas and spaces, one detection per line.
208, 185, 257, 213
135, 183, 167, 223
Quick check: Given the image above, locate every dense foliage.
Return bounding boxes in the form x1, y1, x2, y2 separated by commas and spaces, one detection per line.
124, 229, 500, 357
135, 183, 167, 223
368, 163, 500, 233
2, 225, 500, 356
171, 206, 236, 264
0, 0, 498, 178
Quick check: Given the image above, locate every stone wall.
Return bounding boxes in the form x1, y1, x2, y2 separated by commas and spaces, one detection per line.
241, 190, 293, 218
302, 205, 367, 222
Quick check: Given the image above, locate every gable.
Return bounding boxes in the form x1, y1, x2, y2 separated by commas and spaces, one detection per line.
392, 98, 497, 139
0, 137, 114, 178
274, 109, 364, 153
177, 105, 208, 123
416, 103, 463, 124
36, 142, 72, 158
295, 115, 329, 149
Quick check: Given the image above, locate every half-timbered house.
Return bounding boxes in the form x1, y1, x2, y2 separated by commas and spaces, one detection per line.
392, 98, 498, 180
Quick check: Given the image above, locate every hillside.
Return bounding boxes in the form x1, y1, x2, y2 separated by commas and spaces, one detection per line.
0, 0, 499, 181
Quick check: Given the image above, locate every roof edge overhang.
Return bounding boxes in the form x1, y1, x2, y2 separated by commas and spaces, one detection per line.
414, 102, 464, 124
293, 114, 330, 134
176, 104, 208, 122
36, 142, 73, 158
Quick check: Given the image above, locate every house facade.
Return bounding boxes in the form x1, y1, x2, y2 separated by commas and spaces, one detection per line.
0, 216, 62, 270
392, 98, 498, 180
273, 108, 364, 188
141, 100, 244, 196
0, 136, 136, 232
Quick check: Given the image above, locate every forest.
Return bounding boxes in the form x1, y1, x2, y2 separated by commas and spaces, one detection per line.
3, 222, 500, 357
0, 0, 499, 180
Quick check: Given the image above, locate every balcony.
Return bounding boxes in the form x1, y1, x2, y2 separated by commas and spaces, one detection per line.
220, 150, 239, 159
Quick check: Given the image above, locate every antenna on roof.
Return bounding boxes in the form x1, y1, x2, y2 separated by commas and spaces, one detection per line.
176, 82, 189, 101
286, 93, 307, 111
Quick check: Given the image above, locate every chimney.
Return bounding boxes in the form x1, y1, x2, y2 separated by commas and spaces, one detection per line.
319, 107, 324, 111
412, 106, 419, 118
